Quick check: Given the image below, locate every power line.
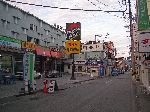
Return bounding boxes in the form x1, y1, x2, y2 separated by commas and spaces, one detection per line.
95, 0, 118, 11
3, 0, 125, 14
87, 0, 127, 19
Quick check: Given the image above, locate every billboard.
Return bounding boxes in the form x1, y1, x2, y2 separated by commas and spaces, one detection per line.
65, 40, 81, 54
66, 22, 81, 40
138, 32, 150, 52
138, 0, 150, 30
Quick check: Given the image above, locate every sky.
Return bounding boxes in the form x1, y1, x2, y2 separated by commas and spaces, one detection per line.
5, 0, 136, 58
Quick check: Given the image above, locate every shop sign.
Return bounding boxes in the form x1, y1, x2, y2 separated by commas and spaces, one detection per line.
0, 40, 21, 49
138, 32, 150, 52
23, 53, 29, 92
66, 22, 81, 40
23, 52, 35, 92
65, 40, 81, 54
0, 36, 21, 52
85, 60, 103, 66
138, 0, 150, 30
0, 36, 21, 44
22, 42, 36, 50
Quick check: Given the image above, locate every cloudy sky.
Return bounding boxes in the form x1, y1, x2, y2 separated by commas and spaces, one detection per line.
5, 0, 136, 58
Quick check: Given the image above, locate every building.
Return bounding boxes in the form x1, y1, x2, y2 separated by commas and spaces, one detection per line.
64, 40, 116, 77
135, 0, 150, 92
0, 0, 66, 78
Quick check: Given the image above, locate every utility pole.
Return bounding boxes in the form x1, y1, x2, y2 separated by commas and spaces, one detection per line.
70, 53, 76, 80
128, 0, 135, 77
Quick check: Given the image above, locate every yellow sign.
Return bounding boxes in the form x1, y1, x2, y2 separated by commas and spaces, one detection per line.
65, 40, 81, 54
22, 42, 36, 50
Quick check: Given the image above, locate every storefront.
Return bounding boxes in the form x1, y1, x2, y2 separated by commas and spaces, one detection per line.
0, 36, 22, 76
35, 46, 51, 74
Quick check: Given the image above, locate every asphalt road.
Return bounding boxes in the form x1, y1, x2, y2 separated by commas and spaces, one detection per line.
0, 73, 135, 112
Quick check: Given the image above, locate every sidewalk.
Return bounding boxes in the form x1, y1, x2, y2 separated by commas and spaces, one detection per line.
0, 74, 95, 99
133, 81, 150, 112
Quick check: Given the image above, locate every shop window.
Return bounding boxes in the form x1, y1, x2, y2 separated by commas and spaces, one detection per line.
92, 70, 96, 73
0, 55, 13, 74
78, 66, 82, 72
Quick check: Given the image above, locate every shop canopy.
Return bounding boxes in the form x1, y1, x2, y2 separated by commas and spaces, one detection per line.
36, 47, 62, 58
35, 48, 51, 57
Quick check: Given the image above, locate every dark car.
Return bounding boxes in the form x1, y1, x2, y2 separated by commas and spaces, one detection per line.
111, 68, 119, 76
45, 70, 62, 78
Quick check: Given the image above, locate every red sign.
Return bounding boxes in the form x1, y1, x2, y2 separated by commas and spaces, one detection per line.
66, 22, 81, 40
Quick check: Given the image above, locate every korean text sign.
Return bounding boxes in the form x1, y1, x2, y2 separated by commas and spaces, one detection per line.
65, 40, 81, 54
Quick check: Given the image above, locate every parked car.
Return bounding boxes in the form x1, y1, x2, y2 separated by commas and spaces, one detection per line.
111, 68, 119, 76
45, 70, 62, 78
34, 71, 42, 79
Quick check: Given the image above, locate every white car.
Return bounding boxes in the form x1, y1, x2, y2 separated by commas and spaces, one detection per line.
34, 71, 42, 79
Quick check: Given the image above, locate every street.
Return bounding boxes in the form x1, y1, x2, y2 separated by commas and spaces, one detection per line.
0, 73, 135, 112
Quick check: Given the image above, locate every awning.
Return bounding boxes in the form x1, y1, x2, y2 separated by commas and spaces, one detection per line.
44, 50, 51, 57
51, 51, 62, 58
36, 48, 51, 57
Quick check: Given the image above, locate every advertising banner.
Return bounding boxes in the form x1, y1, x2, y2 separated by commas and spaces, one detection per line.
138, 32, 150, 52
138, 0, 150, 30
66, 22, 81, 40
23, 52, 35, 92
65, 40, 81, 54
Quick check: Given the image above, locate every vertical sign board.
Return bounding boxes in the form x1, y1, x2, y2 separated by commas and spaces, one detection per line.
23, 52, 29, 93
29, 53, 35, 91
23, 52, 35, 92
138, 0, 150, 30
99, 66, 105, 76
138, 32, 150, 53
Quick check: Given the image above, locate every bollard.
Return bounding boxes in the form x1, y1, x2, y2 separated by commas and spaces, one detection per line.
43, 79, 48, 93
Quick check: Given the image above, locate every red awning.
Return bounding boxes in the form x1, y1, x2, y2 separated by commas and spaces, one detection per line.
36, 48, 51, 57
51, 51, 62, 58
44, 50, 51, 57
36, 48, 44, 56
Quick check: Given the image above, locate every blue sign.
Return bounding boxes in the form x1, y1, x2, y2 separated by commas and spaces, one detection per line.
85, 60, 103, 66
0, 40, 21, 49
99, 67, 104, 76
